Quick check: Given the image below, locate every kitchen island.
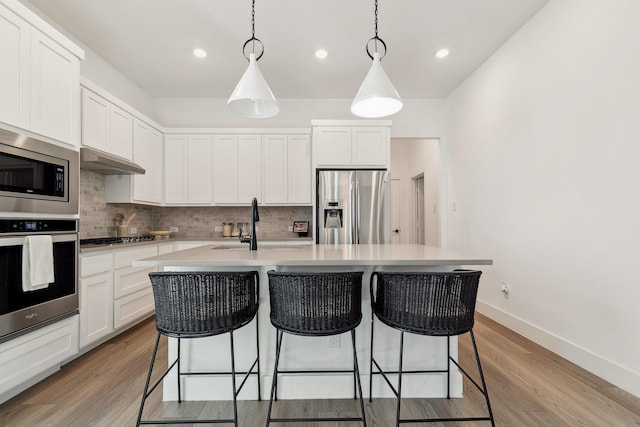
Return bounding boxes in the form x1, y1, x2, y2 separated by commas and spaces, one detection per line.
134, 243, 492, 401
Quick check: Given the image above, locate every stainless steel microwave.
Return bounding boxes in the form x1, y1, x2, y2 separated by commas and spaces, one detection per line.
0, 128, 78, 215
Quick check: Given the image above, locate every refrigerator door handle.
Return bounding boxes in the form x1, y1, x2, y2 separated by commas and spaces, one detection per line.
355, 179, 360, 243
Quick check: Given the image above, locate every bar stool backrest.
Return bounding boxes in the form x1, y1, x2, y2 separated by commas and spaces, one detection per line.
267, 271, 364, 336
371, 270, 481, 336
148, 271, 259, 338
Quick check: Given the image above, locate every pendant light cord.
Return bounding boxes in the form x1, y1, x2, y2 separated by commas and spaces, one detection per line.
243, 0, 264, 60
251, 0, 255, 41
366, 0, 386, 60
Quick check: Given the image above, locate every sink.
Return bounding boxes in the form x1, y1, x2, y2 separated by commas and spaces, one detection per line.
211, 245, 305, 251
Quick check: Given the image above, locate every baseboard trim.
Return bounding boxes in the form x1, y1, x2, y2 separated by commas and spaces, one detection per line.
477, 301, 640, 398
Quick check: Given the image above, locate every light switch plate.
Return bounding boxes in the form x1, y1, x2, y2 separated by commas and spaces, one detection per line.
170, 226, 178, 232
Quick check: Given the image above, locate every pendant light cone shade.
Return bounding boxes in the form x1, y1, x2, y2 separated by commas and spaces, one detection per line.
351, 52, 402, 118
228, 53, 279, 118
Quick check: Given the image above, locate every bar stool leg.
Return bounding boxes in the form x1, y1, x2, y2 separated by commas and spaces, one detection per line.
136, 332, 161, 427
446, 335, 451, 399
266, 329, 284, 427
255, 315, 261, 401
229, 330, 239, 427
470, 330, 496, 427
351, 329, 367, 426
177, 337, 182, 403
396, 331, 405, 427
369, 312, 375, 402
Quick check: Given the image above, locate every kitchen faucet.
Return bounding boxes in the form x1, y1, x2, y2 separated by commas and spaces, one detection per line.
240, 197, 259, 250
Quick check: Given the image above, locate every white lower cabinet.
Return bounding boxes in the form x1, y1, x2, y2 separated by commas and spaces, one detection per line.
79, 272, 113, 348
79, 245, 164, 350
79, 252, 113, 349
0, 315, 78, 404
113, 246, 157, 330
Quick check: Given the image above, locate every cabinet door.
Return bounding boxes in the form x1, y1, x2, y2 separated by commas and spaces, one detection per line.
164, 134, 188, 203
109, 104, 133, 160
237, 135, 262, 203
263, 135, 288, 203
315, 127, 351, 166
287, 135, 312, 204
213, 135, 238, 203
147, 128, 163, 203
132, 119, 150, 201
79, 272, 114, 348
30, 27, 79, 145
188, 135, 212, 203
352, 127, 388, 166
81, 89, 109, 152
0, 4, 30, 129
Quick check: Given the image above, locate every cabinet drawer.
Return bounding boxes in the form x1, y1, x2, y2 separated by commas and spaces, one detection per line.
113, 288, 154, 329
113, 266, 154, 299
157, 243, 174, 255
80, 253, 112, 277
113, 246, 158, 269
0, 316, 78, 397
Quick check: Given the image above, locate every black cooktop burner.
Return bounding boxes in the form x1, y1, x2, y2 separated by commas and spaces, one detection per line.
80, 236, 156, 246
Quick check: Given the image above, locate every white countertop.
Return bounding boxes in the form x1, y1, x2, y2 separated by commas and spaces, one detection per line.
133, 243, 492, 268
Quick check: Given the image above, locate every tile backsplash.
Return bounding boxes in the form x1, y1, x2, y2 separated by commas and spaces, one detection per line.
80, 170, 313, 240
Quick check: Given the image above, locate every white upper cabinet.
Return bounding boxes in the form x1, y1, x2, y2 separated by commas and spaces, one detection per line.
164, 134, 212, 204
263, 134, 312, 205
106, 119, 163, 205
313, 121, 390, 168
237, 134, 262, 204
314, 127, 352, 166
263, 135, 288, 204
82, 88, 133, 160
187, 135, 213, 204
0, 3, 29, 130
212, 134, 239, 203
0, 2, 82, 146
351, 127, 389, 166
163, 134, 188, 204
30, 28, 79, 145
287, 135, 312, 204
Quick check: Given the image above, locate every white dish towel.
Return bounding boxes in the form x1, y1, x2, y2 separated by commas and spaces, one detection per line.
22, 235, 55, 292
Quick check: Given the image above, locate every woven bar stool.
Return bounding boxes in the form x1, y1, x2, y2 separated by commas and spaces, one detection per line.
369, 270, 495, 427
136, 271, 261, 426
266, 270, 367, 426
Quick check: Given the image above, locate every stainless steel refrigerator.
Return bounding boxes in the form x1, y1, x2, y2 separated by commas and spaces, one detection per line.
316, 169, 390, 244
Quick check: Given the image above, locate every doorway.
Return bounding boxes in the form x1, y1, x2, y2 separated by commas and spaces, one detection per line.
414, 174, 425, 245
389, 138, 442, 247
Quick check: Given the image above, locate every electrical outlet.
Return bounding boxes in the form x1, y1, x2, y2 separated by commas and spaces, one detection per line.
328, 335, 340, 348
288, 225, 293, 232
214, 225, 222, 232
130, 227, 137, 235
500, 282, 510, 299
170, 226, 178, 232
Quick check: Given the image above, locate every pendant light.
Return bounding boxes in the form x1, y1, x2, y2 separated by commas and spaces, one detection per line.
228, 0, 279, 118
351, 0, 402, 118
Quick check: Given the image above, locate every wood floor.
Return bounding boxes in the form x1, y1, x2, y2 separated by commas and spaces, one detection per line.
1, 313, 639, 426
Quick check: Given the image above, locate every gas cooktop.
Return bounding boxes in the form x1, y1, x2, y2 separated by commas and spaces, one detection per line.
80, 236, 156, 247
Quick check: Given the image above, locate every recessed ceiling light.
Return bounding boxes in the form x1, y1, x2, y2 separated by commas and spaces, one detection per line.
193, 48, 207, 58
435, 48, 450, 59
315, 49, 328, 59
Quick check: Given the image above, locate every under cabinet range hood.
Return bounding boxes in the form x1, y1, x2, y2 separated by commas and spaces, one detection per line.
80, 147, 145, 175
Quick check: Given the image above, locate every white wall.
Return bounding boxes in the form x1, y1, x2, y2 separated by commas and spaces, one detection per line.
446, 0, 640, 397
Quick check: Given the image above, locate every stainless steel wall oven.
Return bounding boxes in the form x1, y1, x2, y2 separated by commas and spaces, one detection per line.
0, 219, 78, 342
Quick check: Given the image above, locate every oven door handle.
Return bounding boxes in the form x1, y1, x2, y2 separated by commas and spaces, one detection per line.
0, 234, 77, 247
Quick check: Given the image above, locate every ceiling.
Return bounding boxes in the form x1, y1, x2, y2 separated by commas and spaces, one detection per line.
26, 0, 549, 100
